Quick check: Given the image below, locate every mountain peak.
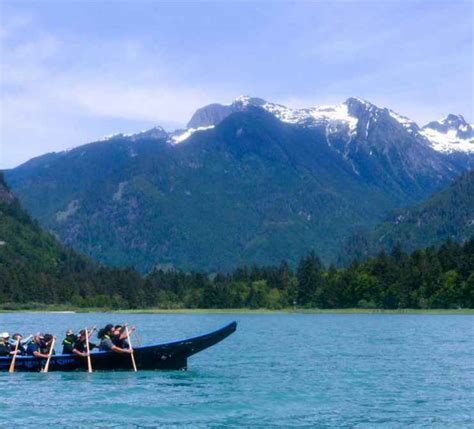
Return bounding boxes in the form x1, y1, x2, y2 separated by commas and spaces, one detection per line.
344, 97, 373, 108
437, 114, 469, 131
344, 97, 378, 120
99, 95, 472, 155
421, 113, 474, 153
424, 113, 470, 132
232, 95, 267, 107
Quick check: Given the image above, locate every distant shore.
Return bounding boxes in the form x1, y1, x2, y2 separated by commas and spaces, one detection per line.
0, 305, 473, 315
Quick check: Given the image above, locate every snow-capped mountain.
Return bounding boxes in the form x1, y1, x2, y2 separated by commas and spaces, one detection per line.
99, 95, 472, 156
420, 114, 474, 153
175, 95, 360, 146
100, 126, 168, 142
186, 95, 473, 154
187, 95, 359, 133
7, 95, 469, 273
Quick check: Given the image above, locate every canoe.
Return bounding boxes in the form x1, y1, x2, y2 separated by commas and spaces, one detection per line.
0, 321, 237, 372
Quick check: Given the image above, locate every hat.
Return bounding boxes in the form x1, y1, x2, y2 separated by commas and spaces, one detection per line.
66, 329, 74, 336
1, 332, 9, 339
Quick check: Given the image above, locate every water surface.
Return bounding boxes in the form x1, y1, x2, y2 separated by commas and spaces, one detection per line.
0, 313, 472, 427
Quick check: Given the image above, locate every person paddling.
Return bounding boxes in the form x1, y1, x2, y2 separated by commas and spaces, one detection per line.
98, 324, 133, 354
27, 334, 50, 359
62, 330, 77, 354
42, 334, 55, 355
10, 333, 31, 355
0, 333, 18, 357
72, 329, 98, 357
112, 324, 136, 348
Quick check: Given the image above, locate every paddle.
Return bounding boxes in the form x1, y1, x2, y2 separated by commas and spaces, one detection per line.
125, 326, 137, 372
85, 328, 92, 373
43, 337, 56, 373
8, 338, 20, 373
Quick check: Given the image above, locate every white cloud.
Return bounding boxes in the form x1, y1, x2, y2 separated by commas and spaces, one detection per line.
0, 4, 471, 168
53, 78, 224, 124
0, 14, 233, 167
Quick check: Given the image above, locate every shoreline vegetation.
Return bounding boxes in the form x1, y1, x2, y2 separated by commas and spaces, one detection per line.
1, 237, 473, 312
0, 305, 473, 315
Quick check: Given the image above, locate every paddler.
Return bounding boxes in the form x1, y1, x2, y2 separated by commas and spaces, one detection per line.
112, 324, 136, 348
26, 334, 50, 359
10, 333, 31, 355
97, 324, 133, 354
62, 329, 77, 354
0, 332, 17, 356
72, 329, 98, 357
42, 334, 55, 355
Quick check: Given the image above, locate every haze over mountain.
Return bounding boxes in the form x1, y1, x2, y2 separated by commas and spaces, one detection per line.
5, 96, 472, 273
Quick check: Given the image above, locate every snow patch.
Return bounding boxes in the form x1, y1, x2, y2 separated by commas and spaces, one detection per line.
308, 103, 358, 133
228, 96, 359, 132
420, 128, 474, 153
389, 110, 416, 128
99, 132, 134, 141
170, 125, 215, 144
234, 95, 252, 106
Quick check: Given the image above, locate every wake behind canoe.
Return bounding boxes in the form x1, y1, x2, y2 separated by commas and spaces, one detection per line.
0, 321, 237, 372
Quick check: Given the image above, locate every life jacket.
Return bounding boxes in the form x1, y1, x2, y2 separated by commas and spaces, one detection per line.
62, 335, 76, 354
99, 333, 113, 351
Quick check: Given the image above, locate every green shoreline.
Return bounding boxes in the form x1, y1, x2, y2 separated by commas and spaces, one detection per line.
0, 306, 473, 315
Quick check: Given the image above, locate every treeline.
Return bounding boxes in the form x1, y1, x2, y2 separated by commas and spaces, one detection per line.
2, 171, 472, 310
143, 239, 473, 309
1, 237, 473, 310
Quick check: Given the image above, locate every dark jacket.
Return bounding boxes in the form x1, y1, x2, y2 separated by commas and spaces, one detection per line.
0, 342, 11, 356
62, 335, 77, 354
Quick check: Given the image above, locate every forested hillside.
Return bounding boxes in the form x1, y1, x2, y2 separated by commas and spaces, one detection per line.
342, 170, 474, 263
0, 172, 142, 307
7, 97, 468, 273
1, 170, 472, 310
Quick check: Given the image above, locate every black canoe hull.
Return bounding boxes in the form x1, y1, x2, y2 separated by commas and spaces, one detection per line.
0, 321, 237, 372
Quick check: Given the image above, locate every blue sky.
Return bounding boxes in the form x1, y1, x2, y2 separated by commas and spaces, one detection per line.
1, 0, 472, 168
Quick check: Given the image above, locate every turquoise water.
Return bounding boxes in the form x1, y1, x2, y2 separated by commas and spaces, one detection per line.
0, 313, 472, 427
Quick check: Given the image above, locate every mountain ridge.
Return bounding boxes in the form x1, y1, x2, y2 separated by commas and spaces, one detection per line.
17, 96, 472, 162
5, 97, 472, 272
183, 96, 474, 154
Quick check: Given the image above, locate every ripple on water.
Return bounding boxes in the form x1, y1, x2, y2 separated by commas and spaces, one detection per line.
0, 313, 473, 427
